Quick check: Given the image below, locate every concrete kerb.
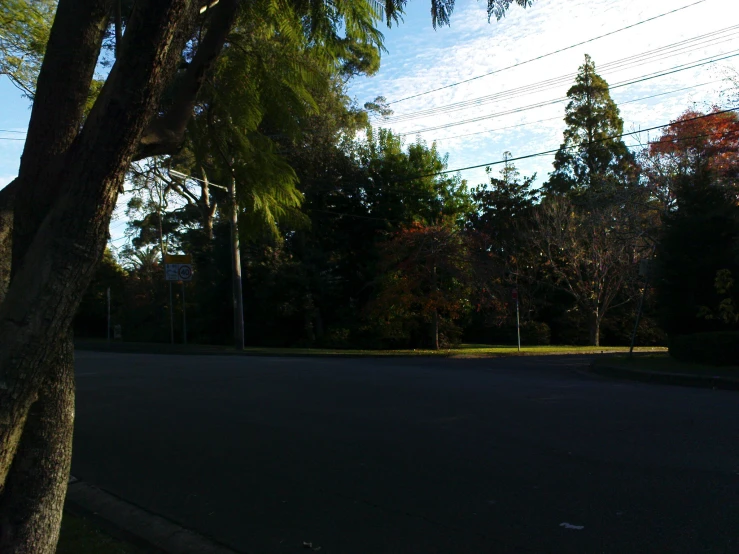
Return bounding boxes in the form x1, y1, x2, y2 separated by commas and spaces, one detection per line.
589, 361, 739, 391
65, 476, 243, 554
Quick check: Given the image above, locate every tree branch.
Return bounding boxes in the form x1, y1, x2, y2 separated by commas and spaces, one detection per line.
136, 0, 239, 160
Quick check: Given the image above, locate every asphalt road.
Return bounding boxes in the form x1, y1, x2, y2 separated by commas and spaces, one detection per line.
72, 352, 739, 554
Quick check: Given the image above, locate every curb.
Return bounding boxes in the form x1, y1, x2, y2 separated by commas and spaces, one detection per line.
65, 476, 243, 554
588, 362, 739, 391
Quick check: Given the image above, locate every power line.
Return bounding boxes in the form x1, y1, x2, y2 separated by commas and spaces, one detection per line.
0, 129, 25, 134
385, 0, 707, 105
304, 110, 739, 216
395, 51, 739, 137
416, 107, 739, 178
0, 137, 25, 141
311, 124, 739, 223
433, 80, 726, 143
386, 25, 739, 123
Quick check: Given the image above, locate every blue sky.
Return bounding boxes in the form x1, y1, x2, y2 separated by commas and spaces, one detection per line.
348, 0, 739, 186
2, 0, 738, 197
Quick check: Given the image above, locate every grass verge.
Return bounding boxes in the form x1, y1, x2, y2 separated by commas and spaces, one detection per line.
57, 512, 142, 554
76, 339, 665, 358
593, 353, 739, 379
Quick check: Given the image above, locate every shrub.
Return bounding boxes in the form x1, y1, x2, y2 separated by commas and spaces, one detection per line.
521, 321, 552, 345
668, 332, 739, 366
322, 327, 352, 349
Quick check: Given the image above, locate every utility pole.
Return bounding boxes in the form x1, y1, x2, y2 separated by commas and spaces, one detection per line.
229, 173, 245, 350
170, 168, 243, 349
513, 288, 521, 352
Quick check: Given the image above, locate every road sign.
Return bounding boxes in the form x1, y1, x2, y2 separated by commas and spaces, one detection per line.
512, 289, 518, 300
164, 254, 193, 281
165, 263, 193, 281
164, 254, 192, 264
178, 264, 193, 281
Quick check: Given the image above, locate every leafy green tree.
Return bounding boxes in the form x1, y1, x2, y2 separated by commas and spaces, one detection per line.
535, 55, 647, 345
655, 165, 739, 337
369, 220, 473, 349
546, 54, 635, 194
532, 193, 647, 346
466, 156, 541, 341
0, 0, 55, 96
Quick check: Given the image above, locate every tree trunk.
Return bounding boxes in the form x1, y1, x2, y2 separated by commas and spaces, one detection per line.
0, 337, 74, 554
199, 172, 216, 241
433, 308, 439, 350
588, 311, 601, 347
0, 1, 202, 550
0, 181, 17, 305
432, 265, 439, 350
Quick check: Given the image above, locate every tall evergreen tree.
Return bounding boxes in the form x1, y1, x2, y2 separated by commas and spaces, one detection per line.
546, 54, 634, 194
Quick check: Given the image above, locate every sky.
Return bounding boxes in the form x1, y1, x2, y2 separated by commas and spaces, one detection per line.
1, 0, 738, 233
348, 0, 739, 186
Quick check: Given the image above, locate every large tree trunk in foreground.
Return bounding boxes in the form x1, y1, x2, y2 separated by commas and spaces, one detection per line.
0, 0, 217, 551
0, 338, 74, 554
0, 181, 16, 306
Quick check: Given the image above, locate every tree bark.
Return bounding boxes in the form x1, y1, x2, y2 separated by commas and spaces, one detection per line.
12, 0, 111, 271
0, 0, 238, 549
0, 2, 203, 549
0, 180, 17, 305
588, 311, 601, 347
0, 337, 74, 554
432, 265, 439, 350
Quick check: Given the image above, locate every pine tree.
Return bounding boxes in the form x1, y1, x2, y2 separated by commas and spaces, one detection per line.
546, 54, 634, 194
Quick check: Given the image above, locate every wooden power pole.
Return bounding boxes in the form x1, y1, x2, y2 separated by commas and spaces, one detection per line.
229, 175, 245, 350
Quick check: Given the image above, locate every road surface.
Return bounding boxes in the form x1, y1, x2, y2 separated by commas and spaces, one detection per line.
73, 352, 739, 553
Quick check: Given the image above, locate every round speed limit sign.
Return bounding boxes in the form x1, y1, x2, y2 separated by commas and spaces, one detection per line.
178, 264, 193, 281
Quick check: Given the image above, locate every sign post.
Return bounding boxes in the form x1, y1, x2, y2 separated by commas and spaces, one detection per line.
182, 281, 187, 345
106, 287, 111, 343
164, 254, 193, 344
169, 282, 174, 344
512, 289, 521, 352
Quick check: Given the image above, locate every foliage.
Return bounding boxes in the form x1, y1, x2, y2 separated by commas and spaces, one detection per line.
368, 220, 474, 349
81, 59, 736, 352
0, 0, 55, 96
643, 108, 739, 214
546, 54, 635, 194
74, 249, 127, 338
668, 331, 739, 366
655, 166, 739, 336
467, 156, 540, 331
697, 269, 739, 325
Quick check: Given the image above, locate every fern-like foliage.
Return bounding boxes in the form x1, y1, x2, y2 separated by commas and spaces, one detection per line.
176, 0, 388, 241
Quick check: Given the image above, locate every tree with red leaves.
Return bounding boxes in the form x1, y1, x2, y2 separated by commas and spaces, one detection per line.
645, 108, 739, 211
369, 221, 474, 350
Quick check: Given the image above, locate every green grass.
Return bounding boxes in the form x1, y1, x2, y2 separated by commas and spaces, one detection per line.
56, 512, 142, 554
241, 344, 666, 357
595, 353, 739, 379
77, 338, 665, 358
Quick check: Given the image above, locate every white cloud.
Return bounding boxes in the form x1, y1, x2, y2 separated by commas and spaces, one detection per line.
351, 0, 739, 186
